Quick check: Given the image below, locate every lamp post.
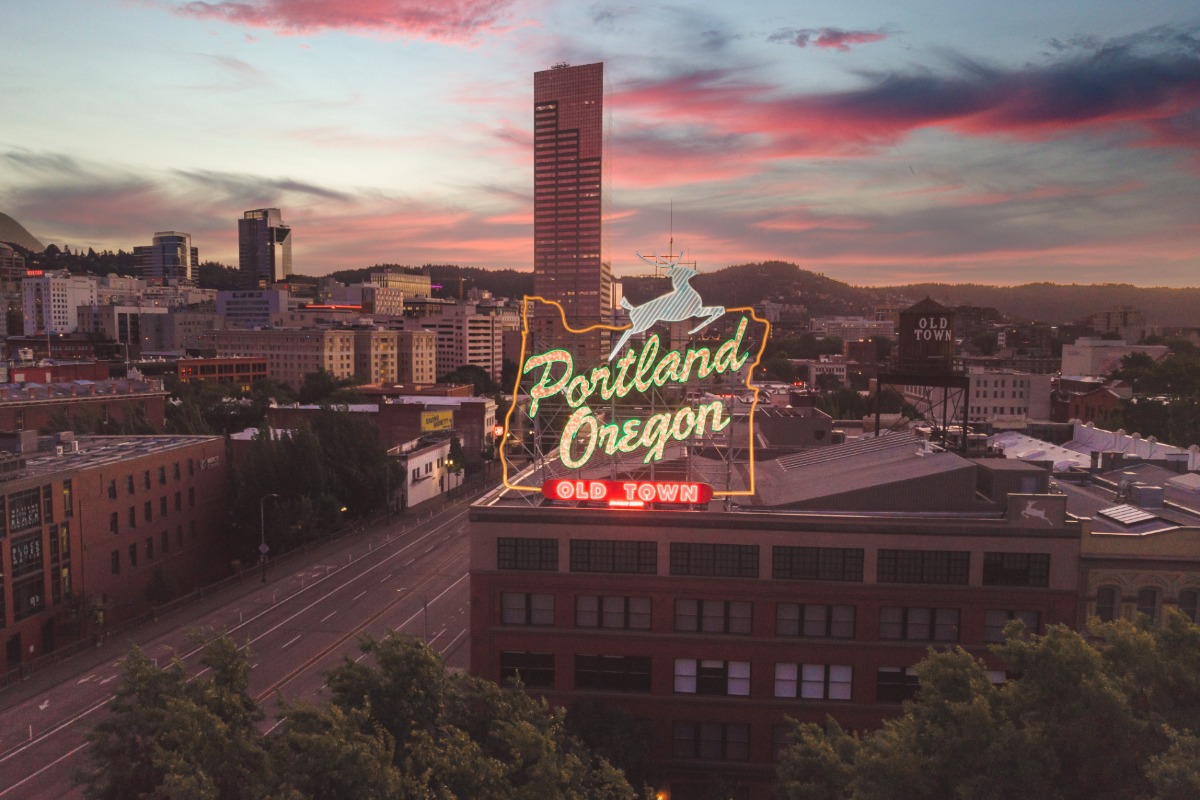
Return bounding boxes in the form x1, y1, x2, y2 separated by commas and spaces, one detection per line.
259, 493, 278, 583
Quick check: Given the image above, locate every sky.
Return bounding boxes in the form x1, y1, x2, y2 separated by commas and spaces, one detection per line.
3, 1, 1200, 287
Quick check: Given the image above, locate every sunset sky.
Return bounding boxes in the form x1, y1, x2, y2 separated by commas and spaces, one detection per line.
3, 1, 1199, 286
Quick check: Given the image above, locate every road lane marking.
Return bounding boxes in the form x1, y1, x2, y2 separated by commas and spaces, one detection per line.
281, 635, 302, 650
320, 610, 338, 622
76, 675, 95, 684
379, 573, 392, 583
353, 590, 367, 601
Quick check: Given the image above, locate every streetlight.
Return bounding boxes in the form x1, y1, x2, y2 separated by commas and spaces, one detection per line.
260, 493, 278, 583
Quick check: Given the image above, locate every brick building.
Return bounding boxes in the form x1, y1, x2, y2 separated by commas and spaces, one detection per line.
1, 434, 230, 672
0, 378, 168, 432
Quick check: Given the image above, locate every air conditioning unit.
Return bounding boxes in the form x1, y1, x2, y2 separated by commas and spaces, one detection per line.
55, 445, 64, 456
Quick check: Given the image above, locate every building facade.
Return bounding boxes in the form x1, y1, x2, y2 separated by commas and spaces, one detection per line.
469, 484, 1080, 800
533, 62, 611, 359
203, 328, 355, 390
135, 231, 198, 283
21, 271, 98, 335
396, 330, 437, 384
238, 208, 292, 289
0, 434, 230, 672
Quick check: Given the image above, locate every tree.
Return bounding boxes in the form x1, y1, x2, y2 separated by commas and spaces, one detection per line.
776, 612, 1200, 800
440, 364, 495, 396
77, 637, 271, 800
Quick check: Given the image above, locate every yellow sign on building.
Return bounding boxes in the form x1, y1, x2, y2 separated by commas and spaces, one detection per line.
421, 410, 454, 432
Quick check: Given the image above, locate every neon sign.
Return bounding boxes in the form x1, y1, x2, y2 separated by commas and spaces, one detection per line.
543, 479, 714, 507
500, 260, 770, 498
523, 316, 751, 468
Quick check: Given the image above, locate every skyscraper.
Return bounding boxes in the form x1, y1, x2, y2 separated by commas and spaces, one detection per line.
135, 231, 198, 283
533, 63, 610, 357
238, 208, 292, 289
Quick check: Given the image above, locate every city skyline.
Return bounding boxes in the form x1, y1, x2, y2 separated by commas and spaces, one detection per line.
3, 1, 1199, 286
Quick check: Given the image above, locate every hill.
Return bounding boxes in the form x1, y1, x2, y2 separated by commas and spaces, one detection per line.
0, 212, 45, 251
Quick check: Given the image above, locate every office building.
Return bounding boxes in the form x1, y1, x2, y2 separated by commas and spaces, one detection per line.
238, 208, 292, 288
533, 62, 610, 359
134, 231, 199, 283
203, 328, 355, 390
21, 270, 98, 335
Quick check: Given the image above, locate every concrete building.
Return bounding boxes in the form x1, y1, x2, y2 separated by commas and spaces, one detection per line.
76, 304, 169, 357
396, 330, 437, 384
21, 270, 97, 335
469, 435, 1081, 800
139, 308, 220, 355
238, 208, 292, 288
533, 62, 611, 360
1090, 306, 1146, 345
352, 329, 399, 385
0, 433, 230, 672
417, 303, 505, 381
0, 242, 26, 283
371, 270, 432, 300
390, 436, 464, 512
1060, 338, 1169, 377
203, 328, 355, 390
216, 289, 289, 329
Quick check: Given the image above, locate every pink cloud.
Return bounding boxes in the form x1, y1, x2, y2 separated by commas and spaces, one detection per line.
173, 0, 518, 42
770, 27, 887, 52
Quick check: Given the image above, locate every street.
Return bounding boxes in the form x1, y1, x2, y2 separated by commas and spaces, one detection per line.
0, 496, 476, 799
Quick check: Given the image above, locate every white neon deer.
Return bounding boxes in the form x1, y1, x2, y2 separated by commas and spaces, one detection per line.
609, 255, 725, 361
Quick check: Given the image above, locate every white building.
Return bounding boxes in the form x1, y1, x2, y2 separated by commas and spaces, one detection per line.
1060, 338, 1169, 377
391, 437, 463, 511
22, 270, 98, 334
899, 369, 1053, 430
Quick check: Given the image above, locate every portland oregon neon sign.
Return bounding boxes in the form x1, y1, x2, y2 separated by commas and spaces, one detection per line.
500, 256, 769, 498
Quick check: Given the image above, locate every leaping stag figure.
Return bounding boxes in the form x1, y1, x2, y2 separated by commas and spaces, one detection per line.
609, 254, 725, 361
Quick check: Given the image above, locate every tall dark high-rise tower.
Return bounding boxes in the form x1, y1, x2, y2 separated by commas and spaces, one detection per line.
533, 63, 610, 355
238, 208, 292, 289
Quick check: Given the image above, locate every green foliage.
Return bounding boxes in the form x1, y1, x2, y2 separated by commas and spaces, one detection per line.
439, 364, 495, 396
77, 638, 270, 800
298, 370, 364, 405
776, 611, 1200, 800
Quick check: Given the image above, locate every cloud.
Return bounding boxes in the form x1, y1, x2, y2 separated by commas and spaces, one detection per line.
769, 27, 887, 52
614, 28, 1200, 163
171, 0, 520, 42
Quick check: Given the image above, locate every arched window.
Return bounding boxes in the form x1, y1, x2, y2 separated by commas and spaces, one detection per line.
1136, 588, 1160, 624
1095, 586, 1119, 622
1178, 590, 1198, 624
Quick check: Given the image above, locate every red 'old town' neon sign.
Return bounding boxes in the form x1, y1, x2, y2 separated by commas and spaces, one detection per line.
542, 479, 714, 507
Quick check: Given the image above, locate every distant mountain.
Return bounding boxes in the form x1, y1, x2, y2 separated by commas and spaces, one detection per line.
0, 212, 44, 251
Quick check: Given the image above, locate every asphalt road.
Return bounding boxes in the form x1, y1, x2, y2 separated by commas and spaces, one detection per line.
0, 495, 477, 799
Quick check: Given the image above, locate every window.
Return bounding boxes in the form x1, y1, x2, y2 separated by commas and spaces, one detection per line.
574, 655, 652, 692
109, 511, 119, 535
174, 462, 181, 480
161, 530, 169, 554
127, 475, 134, 494
773, 725, 796, 762
670, 543, 758, 578
673, 722, 749, 761
880, 607, 959, 642
159, 496, 168, 517
128, 506, 137, 528
145, 537, 154, 561
1137, 588, 1160, 623
501, 592, 554, 625
63, 479, 73, 517
129, 543, 138, 568
1095, 586, 1120, 622
497, 538, 558, 570
499, 651, 554, 688
569, 540, 656, 573
111, 550, 120, 574
773, 546, 864, 581
1179, 590, 1199, 623
174, 492, 182, 512
983, 553, 1050, 587
176, 525, 183, 549
674, 599, 752, 634
188, 487, 195, 507
108, 479, 117, 499
984, 610, 1040, 643
674, 659, 750, 696
575, 595, 651, 629
143, 471, 151, 490
877, 550, 969, 585
776, 603, 855, 638
158, 466, 167, 485
144, 501, 152, 522
877, 667, 921, 703
775, 663, 852, 700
